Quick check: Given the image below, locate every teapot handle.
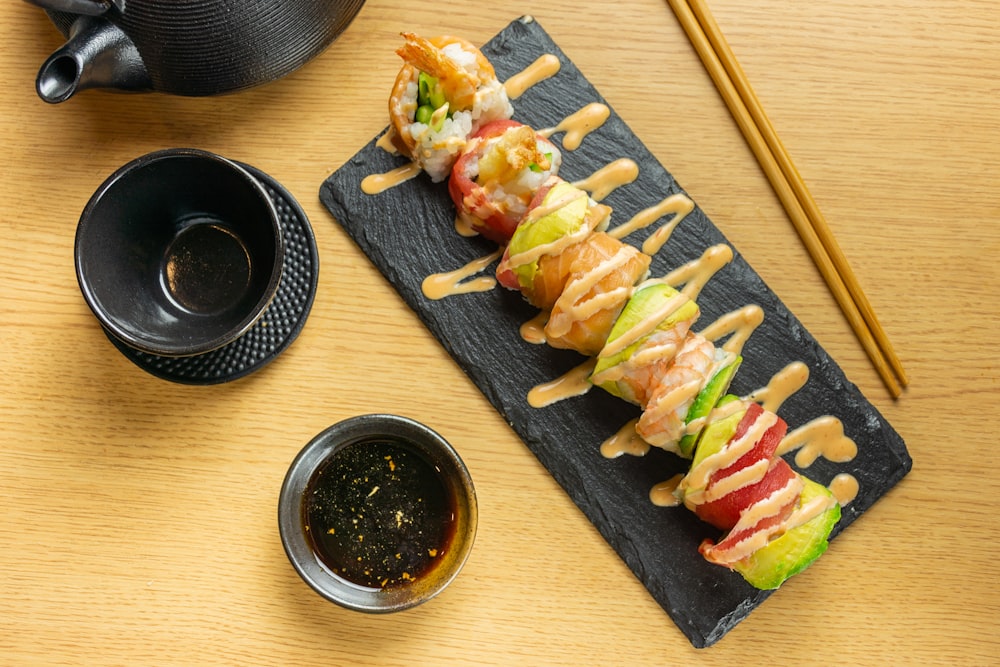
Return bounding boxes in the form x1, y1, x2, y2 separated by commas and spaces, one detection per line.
22, 0, 121, 17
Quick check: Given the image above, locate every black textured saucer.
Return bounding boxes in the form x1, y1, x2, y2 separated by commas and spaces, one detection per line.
107, 164, 318, 385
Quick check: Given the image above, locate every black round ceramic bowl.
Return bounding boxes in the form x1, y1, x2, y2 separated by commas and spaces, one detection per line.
75, 148, 284, 357
279, 415, 478, 613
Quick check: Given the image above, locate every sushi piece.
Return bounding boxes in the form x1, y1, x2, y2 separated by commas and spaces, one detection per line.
677, 398, 840, 588
389, 33, 514, 182
635, 333, 737, 454
497, 180, 650, 355
731, 476, 841, 590
543, 232, 651, 356
449, 120, 563, 243
497, 180, 606, 308
590, 281, 740, 455
590, 280, 701, 405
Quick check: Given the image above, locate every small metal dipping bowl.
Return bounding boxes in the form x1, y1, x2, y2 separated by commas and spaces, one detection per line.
278, 414, 478, 613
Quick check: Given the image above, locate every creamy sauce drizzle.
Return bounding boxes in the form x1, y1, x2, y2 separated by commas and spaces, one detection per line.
606, 193, 695, 253
375, 130, 399, 154
779, 493, 839, 537
572, 158, 639, 202
520, 311, 549, 345
539, 102, 611, 151
601, 418, 650, 458
664, 244, 734, 301
699, 305, 765, 356
503, 54, 561, 99
421, 251, 501, 300
361, 162, 422, 195
454, 214, 479, 237
746, 361, 809, 414
829, 473, 859, 506
649, 474, 684, 507
527, 359, 596, 408
778, 415, 859, 465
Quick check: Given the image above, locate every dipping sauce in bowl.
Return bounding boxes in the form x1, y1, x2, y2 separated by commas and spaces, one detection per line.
303, 438, 455, 589
279, 415, 477, 612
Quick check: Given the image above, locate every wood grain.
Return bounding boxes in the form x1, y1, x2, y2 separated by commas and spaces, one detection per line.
1, 0, 997, 664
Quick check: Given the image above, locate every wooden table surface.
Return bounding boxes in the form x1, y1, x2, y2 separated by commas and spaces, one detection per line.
1, 0, 997, 664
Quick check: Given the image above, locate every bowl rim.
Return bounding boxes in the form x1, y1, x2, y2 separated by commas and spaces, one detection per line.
278, 414, 478, 613
74, 147, 285, 357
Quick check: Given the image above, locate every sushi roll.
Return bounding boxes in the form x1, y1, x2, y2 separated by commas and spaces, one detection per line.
449, 120, 563, 243
389, 33, 514, 182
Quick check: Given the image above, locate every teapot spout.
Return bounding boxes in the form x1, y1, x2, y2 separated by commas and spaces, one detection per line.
36, 15, 151, 103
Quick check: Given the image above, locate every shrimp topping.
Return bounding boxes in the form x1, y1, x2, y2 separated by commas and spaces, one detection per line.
477, 125, 553, 185
396, 32, 483, 112
637, 333, 719, 451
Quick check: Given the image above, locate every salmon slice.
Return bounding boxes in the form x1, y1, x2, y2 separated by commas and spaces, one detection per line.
544, 232, 651, 356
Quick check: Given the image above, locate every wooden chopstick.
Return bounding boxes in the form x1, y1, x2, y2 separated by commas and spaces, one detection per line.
665, 0, 907, 397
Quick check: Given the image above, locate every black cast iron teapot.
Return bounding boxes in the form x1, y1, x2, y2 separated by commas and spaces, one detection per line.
26, 0, 367, 103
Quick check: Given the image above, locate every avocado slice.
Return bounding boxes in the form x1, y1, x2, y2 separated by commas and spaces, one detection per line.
674, 395, 746, 508
687, 394, 745, 471
677, 356, 742, 458
733, 476, 841, 590
590, 281, 700, 401
508, 181, 589, 289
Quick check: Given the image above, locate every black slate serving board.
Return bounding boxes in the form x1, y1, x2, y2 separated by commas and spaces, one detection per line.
319, 16, 911, 647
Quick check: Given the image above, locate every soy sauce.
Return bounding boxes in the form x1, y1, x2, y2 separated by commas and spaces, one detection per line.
302, 439, 455, 589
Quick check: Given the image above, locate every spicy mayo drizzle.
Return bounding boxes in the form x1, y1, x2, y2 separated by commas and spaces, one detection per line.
608, 193, 695, 254
665, 244, 734, 301
520, 311, 549, 345
829, 473, 859, 506
746, 361, 810, 414
376, 130, 399, 154
421, 251, 501, 300
454, 214, 479, 237
503, 54, 561, 99
539, 103, 611, 151
361, 162, 421, 195
601, 419, 650, 458
572, 158, 639, 202
649, 474, 684, 507
527, 359, 596, 408
699, 305, 765, 356
778, 416, 859, 466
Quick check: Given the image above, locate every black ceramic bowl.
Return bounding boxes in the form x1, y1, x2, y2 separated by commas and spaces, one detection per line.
75, 148, 284, 357
279, 415, 478, 613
